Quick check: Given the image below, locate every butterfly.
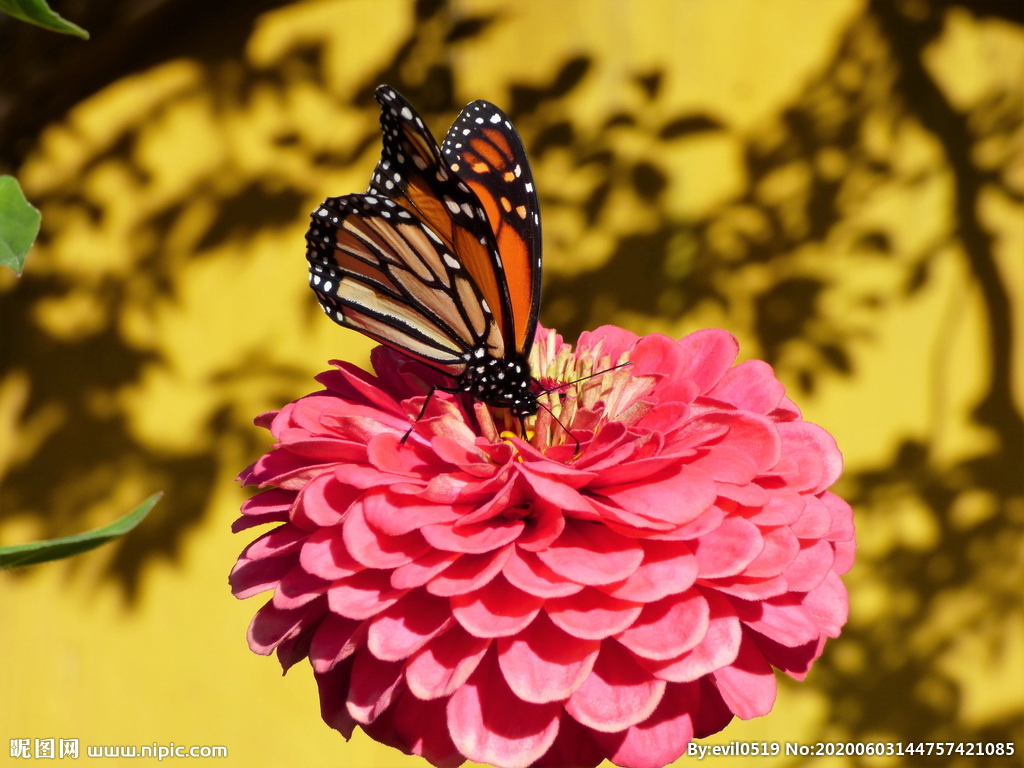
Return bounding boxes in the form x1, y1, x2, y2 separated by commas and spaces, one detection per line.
305, 85, 542, 422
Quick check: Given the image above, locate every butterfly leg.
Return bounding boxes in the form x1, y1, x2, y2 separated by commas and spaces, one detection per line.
400, 384, 462, 445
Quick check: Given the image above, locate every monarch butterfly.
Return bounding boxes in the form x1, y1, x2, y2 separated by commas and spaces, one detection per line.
305, 85, 543, 423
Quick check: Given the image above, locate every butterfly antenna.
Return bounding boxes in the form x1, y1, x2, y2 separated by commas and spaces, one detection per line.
534, 400, 581, 456
537, 360, 634, 397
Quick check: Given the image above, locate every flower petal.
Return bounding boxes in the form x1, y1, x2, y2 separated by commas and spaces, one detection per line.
691, 517, 764, 578
503, 547, 583, 598
709, 574, 790, 600
589, 681, 699, 768
229, 553, 297, 599
782, 538, 835, 592
497, 612, 600, 703
564, 640, 666, 732
315, 659, 356, 739
691, 676, 734, 738
802, 570, 849, 637
674, 329, 739, 392
743, 526, 800, 579
546, 589, 644, 641
822, 491, 855, 541
616, 588, 710, 661
600, 540, 698, 603
536, 519, 644, 586
706, 359, 786, 414
748, 629, 825, 682
392, 692, 464, 768
774, 422, 843, 494
730, 593, 819, 647
272, 565, 331, 610
448, 650, 561, 768
639, 590, 741, 682
328, 570, 408, 620
343, 498, 430, 569
790, 494, 832, 538
362, 489, 463, 536
390, 549, 460, 590
595, 465, 717, 527
294, 472, 361, 527
367, 590, 455, 661
532, 711, 605, 768
742, 490, 805, 526
346, 648, 404, 725
451, 575, 545, 638
711, 632, 776, 719
832, 538, 856, 575
247, 598, 323, 655
686, 413, 782, 484
421, 517, 525, 554
309, 613, 366, 674
427, 545, 513, 596
299, 526, 364, 581
405, 624, 490, 700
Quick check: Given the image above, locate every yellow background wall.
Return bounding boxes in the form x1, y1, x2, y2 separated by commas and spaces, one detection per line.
2, 0, 1021, 765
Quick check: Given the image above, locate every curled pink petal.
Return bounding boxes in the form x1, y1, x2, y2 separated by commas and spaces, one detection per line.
343, 498, 430, 568
564, 639, 666, 732
300, 527, 364, 581
393, 692, 464, 767
590, 681, 698, 768
448, 650, 561, 768
692, 517, 764, 578
802, 570, 849, 637
743, 526, 800, 579
711, 633, 776, 719
427, 545, 512, 597
497, 612, 600, 703
328, 570, 408, 620
367, 590, 454, 661
616, 588, 710, 660
346, 648, 405, 725
451, 575, 545, 638
546, 589, 644, 640
536, 519, 644, 586
730, 593, 819, 647
230, 553, 297, 599
405, 624, 491, 700
601, 540, 698, 603
503, 548, 584, 598
640, 590, 741, 682
782, 538, 835, 592
706, 359, 786, 414
309, 613, 366, 674
594, 465, 717, 527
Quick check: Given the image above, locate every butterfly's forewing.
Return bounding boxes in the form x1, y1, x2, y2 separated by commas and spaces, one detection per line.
442, 100, 542, 354
365, 87, 513, 359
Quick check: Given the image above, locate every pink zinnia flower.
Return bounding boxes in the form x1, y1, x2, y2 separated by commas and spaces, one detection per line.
231, 325, 854, 768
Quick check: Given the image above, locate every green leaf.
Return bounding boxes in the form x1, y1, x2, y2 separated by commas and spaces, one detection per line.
0, 492, 162, 570
0, 175, 42, 275
0, 0, 89, 39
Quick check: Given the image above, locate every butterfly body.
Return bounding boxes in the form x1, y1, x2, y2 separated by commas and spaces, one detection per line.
306, 86, 542, 421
